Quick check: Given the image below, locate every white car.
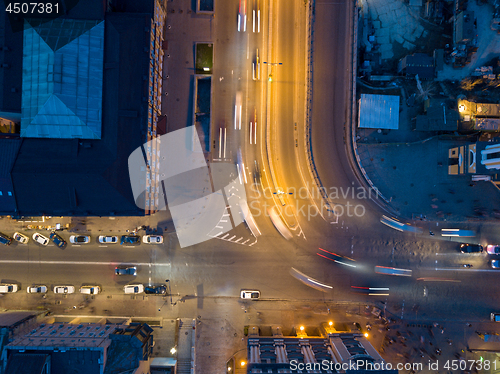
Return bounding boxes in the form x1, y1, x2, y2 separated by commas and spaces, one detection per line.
32, 233, 49, 246
124, 284, 144, 294
98, 235, 118, 244
70, 235, 90, 244
240, 290, 260, 299
80, 286, 100, 295
54, 286, 75, 294
13, 232, 29, 244
27, 285, 48, 293
487, 245, 500, 255
142, 235, 163, 244
0, 284, 18, 293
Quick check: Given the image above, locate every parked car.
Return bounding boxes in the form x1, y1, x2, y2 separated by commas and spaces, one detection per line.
98, 235, 118, 244
144, 285, 167, 295
70, 235, 90, 244
459, 243, 483, 253
0, 232, 12, 246
0, 284, 18, 293
487, 245, 500, 254
142, 235, 163, 244
80, 286, 100, 295
50, 232, 66, 248
492, 313, 500, 322
124, 284, 144, 294
13, 232, 29, 244
27, 285, 47, 293
120, 235, 141, 245
115, 266, 137, 276
492, 260, 500, 269
240, 290, 260, 299
54, 286, 75, 294
32, 233, 49, 246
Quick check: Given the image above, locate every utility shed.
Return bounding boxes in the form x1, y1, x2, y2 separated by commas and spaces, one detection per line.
358, 94, 400, 130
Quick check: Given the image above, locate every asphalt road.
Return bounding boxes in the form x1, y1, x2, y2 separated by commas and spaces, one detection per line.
2, 1, 500, 372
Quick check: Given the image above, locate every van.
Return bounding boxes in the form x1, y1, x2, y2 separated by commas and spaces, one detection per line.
0, 284, 18, 293
80, 286, 100, 295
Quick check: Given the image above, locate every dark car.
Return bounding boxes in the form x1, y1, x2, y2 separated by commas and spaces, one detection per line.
459, 243, 483, 253
115, 266, 137, 276
0, 232, 12, 246
49, 232, 66, 248
120, 235, 141, 245
144, 285, 167, 295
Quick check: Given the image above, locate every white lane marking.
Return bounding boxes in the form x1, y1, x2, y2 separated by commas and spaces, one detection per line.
253, 10, 255, 32
242, 162, 248, 184
219, 128, 222, 158
250, 122, 253, 144
224, 127, 227, 158
258, 9, 260, 33
0, 260, 171, 266
254, 120, 257, 144
234, 104, 238, 129
237, 164, 243, 184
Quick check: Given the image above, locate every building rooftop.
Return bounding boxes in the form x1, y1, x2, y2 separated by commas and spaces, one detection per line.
21, 19, 104, 139
358, 94, 400, 130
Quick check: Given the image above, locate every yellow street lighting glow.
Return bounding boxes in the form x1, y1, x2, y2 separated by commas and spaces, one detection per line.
228, 367, 232, 372
300, 326, 304, 331
170, 347, 176, 354
240, 361, 246, 367
364, 333, 369, 338
328, 321, 333, 326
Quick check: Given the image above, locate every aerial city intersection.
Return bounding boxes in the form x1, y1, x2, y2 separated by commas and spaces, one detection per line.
1, 0, 500, 373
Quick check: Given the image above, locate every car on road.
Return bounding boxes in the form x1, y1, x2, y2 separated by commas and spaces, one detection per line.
492, 313, 500, 322
142, 235, 163, 244
27, 285, 47, 293
70, 235, 90, 244
252, 49, 260, 80
115, 266, 137, 276
487, 245, 500, 254
50, 232, 66, 248
54, 286, 75, 294
0, 232, 12, 246
80, 286, 100, 295
459, 243, 483, 253
240, 290, 260, 299
120, 235, 141, 245
0, 284, 18, 293
32, 233, 49, 246
144, 285, 167, 295
13, 232, 29, 244
99, 235, 118, 244
492, 260, 500, 269
124, 284, 144, 294
238, 0, 247, 32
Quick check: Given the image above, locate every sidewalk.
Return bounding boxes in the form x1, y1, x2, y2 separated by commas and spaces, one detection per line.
0, 210, 174, 237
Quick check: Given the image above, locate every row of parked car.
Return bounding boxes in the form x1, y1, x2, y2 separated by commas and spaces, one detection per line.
0, 283, 167, 295
0, 232, 163, 248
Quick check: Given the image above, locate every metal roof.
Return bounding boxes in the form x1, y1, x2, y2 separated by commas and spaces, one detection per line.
21, 19, 104, 139
358, 94, 400, 130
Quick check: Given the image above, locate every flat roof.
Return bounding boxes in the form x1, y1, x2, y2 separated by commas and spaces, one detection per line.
358, 94, 400, 130
21, 19, 104, 139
